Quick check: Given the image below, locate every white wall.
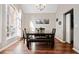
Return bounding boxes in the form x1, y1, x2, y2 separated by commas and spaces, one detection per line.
56, 4, 79, 52
22, 13, 56, 33
74, 6, 79, 52
2, 4, 7, 43
56, 5, 75, 40
0, 5, 2, 43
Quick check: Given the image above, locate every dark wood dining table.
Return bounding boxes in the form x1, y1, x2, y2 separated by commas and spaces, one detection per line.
26, 32, 55, 48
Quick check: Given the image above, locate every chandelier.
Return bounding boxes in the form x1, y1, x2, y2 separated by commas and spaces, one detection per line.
35, 4, 46, 11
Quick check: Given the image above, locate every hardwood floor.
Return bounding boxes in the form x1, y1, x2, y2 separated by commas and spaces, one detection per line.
0, 40, 31, 54
0, 39, 77, 54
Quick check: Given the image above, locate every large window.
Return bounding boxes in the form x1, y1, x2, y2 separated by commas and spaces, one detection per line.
16, 9, 22, 37
7, 4, 22, 39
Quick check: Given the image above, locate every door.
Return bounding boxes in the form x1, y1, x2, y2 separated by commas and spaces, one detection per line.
64, 9, 74, 47
66, 13, 71, 43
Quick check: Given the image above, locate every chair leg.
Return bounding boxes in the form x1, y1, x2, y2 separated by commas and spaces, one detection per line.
24, 38, 25, 43
27, 41, 29, 49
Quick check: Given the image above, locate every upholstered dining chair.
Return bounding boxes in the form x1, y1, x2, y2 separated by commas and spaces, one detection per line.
52, 28, 56, 35
23, 28, 27, 43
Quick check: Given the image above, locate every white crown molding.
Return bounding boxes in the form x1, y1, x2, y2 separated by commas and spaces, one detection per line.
20, 4, 58, 13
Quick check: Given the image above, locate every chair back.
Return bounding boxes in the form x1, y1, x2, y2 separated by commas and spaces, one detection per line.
52, 28, 56, 36
23, 28, 27, 39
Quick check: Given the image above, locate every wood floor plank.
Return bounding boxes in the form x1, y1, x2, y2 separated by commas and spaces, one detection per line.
0, 39, 77, 54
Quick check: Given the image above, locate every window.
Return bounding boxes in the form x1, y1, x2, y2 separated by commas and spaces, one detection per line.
7, 5, 17, 39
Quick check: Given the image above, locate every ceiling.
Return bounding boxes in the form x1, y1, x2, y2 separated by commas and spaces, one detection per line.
20, 4, 58, 13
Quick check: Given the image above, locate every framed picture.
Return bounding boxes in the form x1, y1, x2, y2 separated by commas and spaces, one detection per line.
56, 18, 58, 22
59, 21, 62, 25
36, 19, 49, 24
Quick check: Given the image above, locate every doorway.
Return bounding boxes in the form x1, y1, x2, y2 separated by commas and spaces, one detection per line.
63, 9, 74, 47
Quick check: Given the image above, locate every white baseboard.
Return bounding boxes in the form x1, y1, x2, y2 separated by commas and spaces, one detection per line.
0, 37, 21, 52
55, 37, 65, 43
73, 48, 79, 53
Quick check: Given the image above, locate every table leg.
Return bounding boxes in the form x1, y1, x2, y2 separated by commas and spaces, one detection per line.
51, 39, 54, 48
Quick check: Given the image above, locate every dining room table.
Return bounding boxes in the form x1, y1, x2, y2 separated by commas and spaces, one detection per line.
26, 32, 55, 48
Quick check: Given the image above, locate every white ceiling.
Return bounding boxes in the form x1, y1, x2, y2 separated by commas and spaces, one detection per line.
20, 4, 58, 13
